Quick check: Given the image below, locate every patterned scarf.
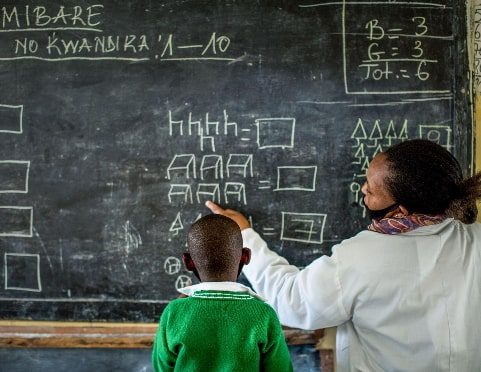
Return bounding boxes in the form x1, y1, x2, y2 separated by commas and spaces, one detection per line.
368, 213, 447, 235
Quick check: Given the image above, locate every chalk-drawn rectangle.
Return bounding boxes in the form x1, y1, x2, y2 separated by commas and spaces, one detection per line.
275, 166, 317, 191
418, 125, 452, 149
342, 1, 451, 95
0, 206, 33, 237
0, 105, 23, 133
255, 118, 295, 149
4, 253, 41, 292
281, 212, 327, 245
0, 161, 30, 193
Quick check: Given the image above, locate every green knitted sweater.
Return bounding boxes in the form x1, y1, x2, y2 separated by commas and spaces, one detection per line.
152, 290, 293, 371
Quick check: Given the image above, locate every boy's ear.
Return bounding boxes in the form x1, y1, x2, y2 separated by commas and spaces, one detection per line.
237, 248, 251, 277
182, 252, 201, 282
241, 248, 251, 265
182, 252, 196, 271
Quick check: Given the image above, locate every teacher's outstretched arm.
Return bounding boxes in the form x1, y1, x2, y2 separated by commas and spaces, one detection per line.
205, 201, 350, 330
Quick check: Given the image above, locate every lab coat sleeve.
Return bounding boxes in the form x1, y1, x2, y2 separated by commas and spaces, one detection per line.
242, 228, 350, 330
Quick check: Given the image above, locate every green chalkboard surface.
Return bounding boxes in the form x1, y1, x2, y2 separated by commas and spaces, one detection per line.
0, 0, 471, 321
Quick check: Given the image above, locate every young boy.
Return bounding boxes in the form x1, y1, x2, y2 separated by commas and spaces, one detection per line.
152, 214, 293, 371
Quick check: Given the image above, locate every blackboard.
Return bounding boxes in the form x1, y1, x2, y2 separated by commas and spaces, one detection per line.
0, 0, 472, 321
0, 346, 321, 372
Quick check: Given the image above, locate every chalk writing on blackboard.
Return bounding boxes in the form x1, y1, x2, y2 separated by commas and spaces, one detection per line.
0, 205, 33, 238
0, 0, 470, 321
0, 160, 30, 194
4, 252, 41, 292
280, 212, 327, 245
0, 104, 24, 133
274, 166, 318, 192
1, 5, 243, 62
175, 275, 192, 291
164, 257, 182, 275
341, 1, 452, 94
169, 213, 184, 237
473, 4, 481, 92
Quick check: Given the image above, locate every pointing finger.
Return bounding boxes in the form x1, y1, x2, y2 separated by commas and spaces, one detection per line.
205, 200, 224, 214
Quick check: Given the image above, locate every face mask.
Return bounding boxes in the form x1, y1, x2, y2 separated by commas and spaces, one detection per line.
364, 197, 399, 221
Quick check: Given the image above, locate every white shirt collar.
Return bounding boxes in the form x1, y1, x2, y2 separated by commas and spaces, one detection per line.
401, 217, 454, 236
178, 281, 265, 301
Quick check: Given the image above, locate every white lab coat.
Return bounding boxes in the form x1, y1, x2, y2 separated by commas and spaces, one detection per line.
242, 218, 481, 371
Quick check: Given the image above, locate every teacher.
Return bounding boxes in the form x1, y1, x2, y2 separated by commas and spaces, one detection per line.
206, 139, 481, 372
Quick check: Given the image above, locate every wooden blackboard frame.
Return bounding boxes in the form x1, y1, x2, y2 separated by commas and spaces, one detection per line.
0, 321, 324, 348
0, 321, 334, 371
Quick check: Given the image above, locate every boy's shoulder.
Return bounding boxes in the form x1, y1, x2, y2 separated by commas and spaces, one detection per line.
252, 298, 283, 321
163, 291, 276, 315
160, 293, 281, 332
200, 292, 280, 320
165, 292, 272, 308
163, 296, 193, 310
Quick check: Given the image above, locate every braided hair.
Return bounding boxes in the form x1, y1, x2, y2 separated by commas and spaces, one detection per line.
383, 139, 481, 224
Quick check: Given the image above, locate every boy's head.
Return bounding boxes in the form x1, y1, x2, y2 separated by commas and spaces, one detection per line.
183, 214, 250, 282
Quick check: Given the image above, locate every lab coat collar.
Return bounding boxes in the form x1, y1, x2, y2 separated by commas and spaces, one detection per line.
400, 218, 455, 236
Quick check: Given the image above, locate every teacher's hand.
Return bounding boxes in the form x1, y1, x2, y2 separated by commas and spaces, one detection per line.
205, 201, 251, 230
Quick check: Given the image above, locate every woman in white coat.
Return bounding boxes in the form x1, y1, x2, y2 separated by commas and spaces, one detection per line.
206, 139, 481, 372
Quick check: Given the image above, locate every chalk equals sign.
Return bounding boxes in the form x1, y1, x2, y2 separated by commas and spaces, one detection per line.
258, 180, 271, 190
240, 128, 251, 142
262, 227, 276, 236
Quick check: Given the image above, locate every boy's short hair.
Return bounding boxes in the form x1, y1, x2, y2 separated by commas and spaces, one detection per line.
188, 214, 243, 278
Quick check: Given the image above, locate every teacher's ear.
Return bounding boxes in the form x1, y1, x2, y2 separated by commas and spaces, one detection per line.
399, 205, 409, 215
394, 205, 410, 218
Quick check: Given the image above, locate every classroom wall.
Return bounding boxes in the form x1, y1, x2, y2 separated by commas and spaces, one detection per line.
476, 96, 481, 221
470, 0, 481, 221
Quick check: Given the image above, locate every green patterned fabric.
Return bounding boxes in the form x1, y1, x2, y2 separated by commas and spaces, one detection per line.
152, 290, 293, 372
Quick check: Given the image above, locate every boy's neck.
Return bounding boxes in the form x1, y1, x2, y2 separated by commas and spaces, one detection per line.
199, 273, 238, 282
